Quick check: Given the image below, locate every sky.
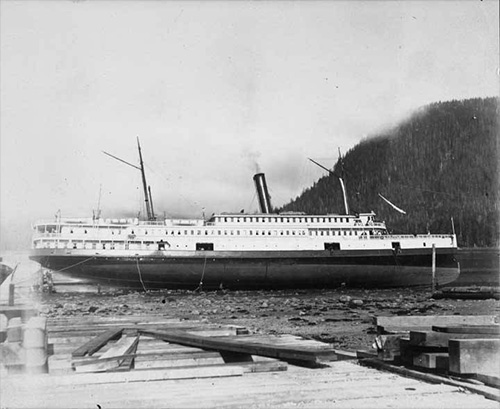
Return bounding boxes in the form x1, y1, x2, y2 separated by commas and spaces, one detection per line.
1, 0, 498, 250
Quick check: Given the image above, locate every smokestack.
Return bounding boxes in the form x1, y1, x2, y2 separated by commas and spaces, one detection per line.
253, 173, 273, 214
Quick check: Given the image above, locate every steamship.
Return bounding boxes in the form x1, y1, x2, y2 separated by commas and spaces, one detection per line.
29, 142, 459, 290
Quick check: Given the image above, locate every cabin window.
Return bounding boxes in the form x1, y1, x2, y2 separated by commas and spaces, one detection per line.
196, 243, 214, 251
324, 242, 340, 251
218, 230, 221, 235
249, 230, 253, 235
84, 230, 87, 234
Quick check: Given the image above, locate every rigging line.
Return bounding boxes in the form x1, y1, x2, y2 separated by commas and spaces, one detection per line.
55, 256, 96, 273
135, 257, 147, 292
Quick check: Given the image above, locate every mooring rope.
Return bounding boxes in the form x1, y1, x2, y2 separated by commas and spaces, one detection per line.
195, 254, 208, 292
55, 256, 96, 273
135, 257, 147, 292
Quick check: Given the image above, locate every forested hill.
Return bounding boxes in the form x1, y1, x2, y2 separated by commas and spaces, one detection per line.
280, 97, 499, 247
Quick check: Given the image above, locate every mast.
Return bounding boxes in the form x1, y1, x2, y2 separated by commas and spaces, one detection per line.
148, 185, 155, 220
102, 138, 156, 221
137, 137, 153, 220
308, 155, 350, 215
337, 148, 350, 215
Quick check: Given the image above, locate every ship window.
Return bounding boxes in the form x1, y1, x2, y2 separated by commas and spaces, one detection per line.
224, 217, 228, 222
184, 230, 187, 235
218, 230, 221, 235
237, 230, 240, 235
205, 230, 208, 235
249, 230, 252, 235
268, 231, 271, 235
84, 230, 87, 234
197, 230, 201, 235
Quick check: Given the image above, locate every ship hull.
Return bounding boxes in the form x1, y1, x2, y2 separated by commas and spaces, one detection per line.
30, 248, 459, 290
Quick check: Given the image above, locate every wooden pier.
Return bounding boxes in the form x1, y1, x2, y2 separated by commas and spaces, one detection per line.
1, 314, 498, 408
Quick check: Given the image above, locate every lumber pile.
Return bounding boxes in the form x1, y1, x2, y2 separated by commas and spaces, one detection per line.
5, 315, 343, 384
368, 314, 500, 389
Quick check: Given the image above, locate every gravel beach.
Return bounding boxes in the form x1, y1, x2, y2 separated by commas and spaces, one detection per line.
39, 287, 500, 351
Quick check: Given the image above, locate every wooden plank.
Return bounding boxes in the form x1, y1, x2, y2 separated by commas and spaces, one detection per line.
413, 352, 449, 369
140, 329, 336, 365
332, 349, 358, 360
375, 315, 497, 329
449, 338, 500, 376
67, 364, 246, 385
410, 331, 500, 347
360, 358, 500, 402
473, 373, 500, 388
73, 336, 139, 373
377, 326, 428, 335
356, 349, 378, 359
432, 325, 500, 335
71, 328, 123, 357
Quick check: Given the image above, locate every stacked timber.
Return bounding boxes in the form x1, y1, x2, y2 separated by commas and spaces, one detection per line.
38, 315, 342, 383
367, 315, 500, 388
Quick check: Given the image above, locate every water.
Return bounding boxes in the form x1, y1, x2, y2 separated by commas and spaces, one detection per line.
453, 247, 499, 286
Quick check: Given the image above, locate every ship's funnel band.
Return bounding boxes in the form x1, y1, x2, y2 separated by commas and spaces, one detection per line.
253, 173, 272, 214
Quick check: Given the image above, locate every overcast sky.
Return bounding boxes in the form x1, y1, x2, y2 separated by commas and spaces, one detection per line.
1, 0, 498, 250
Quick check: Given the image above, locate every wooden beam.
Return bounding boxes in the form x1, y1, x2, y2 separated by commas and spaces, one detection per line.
73, 336, 139, 373
449, 338, 500, 377
432, 325, 500, 335
410, 331, 500, 347
71, 328, 123, 357
140, 329, 336, 365
375, 315, 497, 329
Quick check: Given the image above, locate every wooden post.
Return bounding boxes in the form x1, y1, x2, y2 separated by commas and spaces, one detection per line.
8, 284, 15, 306
431, 243, 436, 292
